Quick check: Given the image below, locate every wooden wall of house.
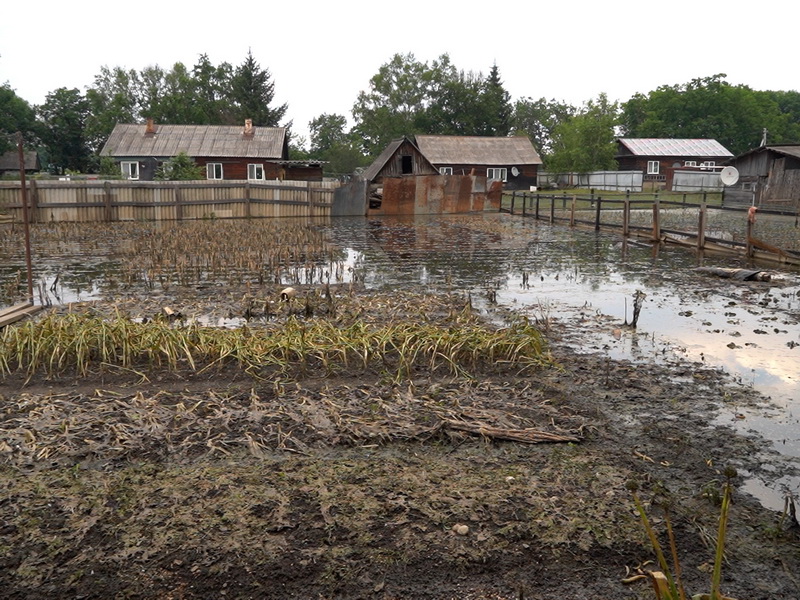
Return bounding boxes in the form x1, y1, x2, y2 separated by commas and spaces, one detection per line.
762, 157, 800, 203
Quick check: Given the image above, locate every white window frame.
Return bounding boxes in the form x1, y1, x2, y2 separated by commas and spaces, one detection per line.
121, 161, 139, 180
684, 160, 697, 167
207, 163, 223, 180
647, 161, 660, 175
439, 166, 453, 175
247, 163, 265, 181
487, 167, 508, 182
700, 161, 716, 170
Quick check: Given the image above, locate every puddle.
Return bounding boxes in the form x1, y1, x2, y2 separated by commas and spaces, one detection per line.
2, 213, 799, 509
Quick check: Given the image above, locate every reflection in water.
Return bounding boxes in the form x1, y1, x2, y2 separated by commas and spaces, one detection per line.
1, 213, 799, 509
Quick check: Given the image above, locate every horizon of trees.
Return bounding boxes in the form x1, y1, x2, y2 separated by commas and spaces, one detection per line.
3, 50, 800, 177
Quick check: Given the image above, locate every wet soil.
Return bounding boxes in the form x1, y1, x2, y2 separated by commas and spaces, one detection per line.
1, 284, 799, 600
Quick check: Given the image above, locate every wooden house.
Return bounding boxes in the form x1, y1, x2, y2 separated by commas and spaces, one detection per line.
0, 151, 40, 177
361, 137, 439, 184
415, 135, 542, 190
724, 144, 800, 210
100, 119, 323, 181
616, 138, 733, 190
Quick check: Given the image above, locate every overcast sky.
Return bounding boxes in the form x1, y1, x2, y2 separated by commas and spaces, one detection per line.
2, 1, 798, 142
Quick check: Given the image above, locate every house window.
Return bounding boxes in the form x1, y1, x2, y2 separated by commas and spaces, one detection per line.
647, 161, 660, 175
207, 163, 223, 180
487, 167, 508, 182
684, 160, 697, 167
121, 161, 139, 180
700, 161, 715, 170
439, 167, 453, 175
247, 163, 265, 181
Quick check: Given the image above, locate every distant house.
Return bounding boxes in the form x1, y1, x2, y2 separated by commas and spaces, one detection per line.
0, 150, 40, 177
100, 119, 323, 181
615, 138, 733, 189
724, 144, 800, 209
415, 135, 542, 190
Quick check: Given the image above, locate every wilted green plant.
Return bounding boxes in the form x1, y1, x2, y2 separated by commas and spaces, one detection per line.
627, 470, 739, 600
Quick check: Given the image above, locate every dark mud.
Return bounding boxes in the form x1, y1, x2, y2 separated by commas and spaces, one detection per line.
1, 286, 799, 599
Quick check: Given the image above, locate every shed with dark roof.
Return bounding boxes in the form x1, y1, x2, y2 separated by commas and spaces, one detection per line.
724, 144, 800, 209
100, 120, 323, 181
0, 151, 40, 176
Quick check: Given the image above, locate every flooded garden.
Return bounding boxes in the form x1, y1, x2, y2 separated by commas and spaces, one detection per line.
1, 211, 799, 599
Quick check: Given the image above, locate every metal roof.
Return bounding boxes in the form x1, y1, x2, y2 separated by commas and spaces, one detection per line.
618, 138, 733, 157
415, 135, 542, 166
100, 124, 287, 159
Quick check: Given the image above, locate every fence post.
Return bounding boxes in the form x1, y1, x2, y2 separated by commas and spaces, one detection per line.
562, 192, 567, 210
697, 203, 706, 251
245, 181, 252, 218
510, 191, 515, 214
623, 198, 630, 237
570, 195, 576, 227
652, 199, 661, 241
175, 185, 183, 221
29, 180, 39, 224
550, 195, 555, 224
595, 196, 602, 231
535, 193, 540, 220
103, 181, 112, 222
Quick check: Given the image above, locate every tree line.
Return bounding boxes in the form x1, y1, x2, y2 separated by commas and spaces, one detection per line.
2, 51, 800, 177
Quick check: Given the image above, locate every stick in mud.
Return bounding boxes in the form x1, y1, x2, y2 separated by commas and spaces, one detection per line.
630, 290, 647, 328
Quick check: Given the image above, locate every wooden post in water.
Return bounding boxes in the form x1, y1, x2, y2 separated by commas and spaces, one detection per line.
509, 191, 515, 214
652, 199, 661, 241
16, 132, 33, 303
29, 180, 39, 224
697, 203, 706, 251
549, 195, 555, 224
595, 196, 602, 231
535, 193, 540, 220
622, 198, 630, 237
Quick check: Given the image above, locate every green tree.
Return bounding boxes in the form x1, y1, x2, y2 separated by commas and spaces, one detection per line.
512, 97, 576, 157
547, 93, 619, 173
477, 63, 512, 136
36, 87, 91, 173
85, 66, 140, 152
155, 152, 205, 180
0, 84, 37, 154
422, 57, 485, 135
230, 50, 288, 126
620, 74, 795, 155
192, 54, 234, 124
351, 53, 435, 156
307, 113, 366, 176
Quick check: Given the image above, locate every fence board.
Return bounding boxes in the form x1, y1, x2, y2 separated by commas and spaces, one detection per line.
0, 180, 337, 222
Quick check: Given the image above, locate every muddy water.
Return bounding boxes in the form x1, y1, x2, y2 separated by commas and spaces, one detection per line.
323, 213, 800, 511
2, 212, 799, 509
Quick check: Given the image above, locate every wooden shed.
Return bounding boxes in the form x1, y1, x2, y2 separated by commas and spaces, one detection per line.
616, 138, 733, 190
724, 145, 800, 210
415, 135, 542, 191
100, 119, 323, 182
0, 151, 40, 177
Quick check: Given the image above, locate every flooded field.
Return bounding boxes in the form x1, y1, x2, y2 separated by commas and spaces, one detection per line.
2, 212, 799, 510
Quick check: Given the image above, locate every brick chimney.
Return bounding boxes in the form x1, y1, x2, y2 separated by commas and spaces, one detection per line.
243, 119, 254, 137
145, 118, 156, 136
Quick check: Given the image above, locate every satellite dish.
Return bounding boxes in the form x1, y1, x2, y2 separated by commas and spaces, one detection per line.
719, 166, 740, 186
511, 166, 520, 177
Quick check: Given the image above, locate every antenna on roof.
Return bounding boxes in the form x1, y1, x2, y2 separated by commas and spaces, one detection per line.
760, 128, 768, 147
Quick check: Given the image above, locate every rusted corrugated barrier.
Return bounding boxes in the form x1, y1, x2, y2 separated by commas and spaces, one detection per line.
369, 175, 501, 216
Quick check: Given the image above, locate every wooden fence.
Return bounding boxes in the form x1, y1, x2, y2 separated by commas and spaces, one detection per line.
0, 179, 338, 222
501, 191, 800, 267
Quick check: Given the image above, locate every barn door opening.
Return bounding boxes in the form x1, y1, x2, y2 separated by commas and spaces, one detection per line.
401, 155, 413, 174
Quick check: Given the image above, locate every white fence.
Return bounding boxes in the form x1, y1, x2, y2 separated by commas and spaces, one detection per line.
538, 171, 643, 191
